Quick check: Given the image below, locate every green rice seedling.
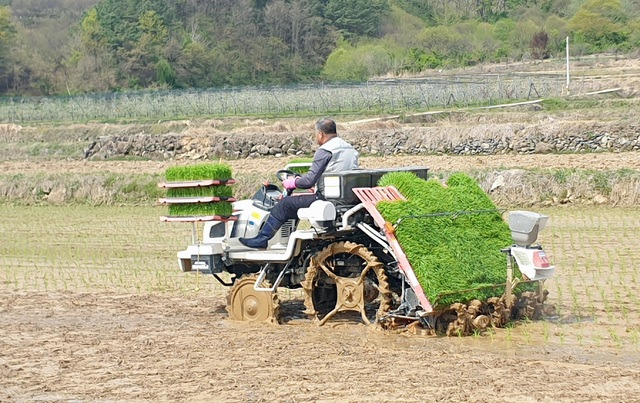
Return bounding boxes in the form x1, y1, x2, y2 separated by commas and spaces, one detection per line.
377, 172, 534, 307
164, 163, 234, 217
168, 202, 233, 217
165, 164, 232, 181
542, 322, 550, 343
487, 328, 496, 343
571, 291, 580, 315
505, 323, 514, 343
570, 261, 578, 275
608, 327, 623, 349
287, 158, 313, 175
557, 328, 565, 344
605, 302, 614, 322
593, 333, 602, 347
167, 186, 233, 198
555, 283, 563, 315
631, 331, 639, 348
598, 285, 606, 302
622, 305, 629, 321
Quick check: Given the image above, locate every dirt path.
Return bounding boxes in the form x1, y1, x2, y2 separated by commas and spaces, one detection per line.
1, 290, 639, 402
2, 151, 640, 177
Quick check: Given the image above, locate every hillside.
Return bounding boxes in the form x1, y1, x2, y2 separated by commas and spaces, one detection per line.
0, 0, 639, 95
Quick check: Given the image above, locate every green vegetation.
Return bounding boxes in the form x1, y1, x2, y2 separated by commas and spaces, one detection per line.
1, 0, 639, 95
287, 158, 313, 175
164, 163, 233, 217
0, 6, 15, 82
167, 202, 233, 217
541, 98, 602, 111
377, 172, 531, 306
323, 0, 640, 80
167, 187, 233, 199
165, 164, 232, 182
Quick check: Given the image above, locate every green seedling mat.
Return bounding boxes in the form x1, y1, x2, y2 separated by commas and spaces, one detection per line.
165, 164, 232, 181
377, 172, 533, 307
168, 202, 233, 217
164, 163, 234, 217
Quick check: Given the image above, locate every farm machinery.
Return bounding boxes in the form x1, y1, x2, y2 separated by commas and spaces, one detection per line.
160, 165, 556, 335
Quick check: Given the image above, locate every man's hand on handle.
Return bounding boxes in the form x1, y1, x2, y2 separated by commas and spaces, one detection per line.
282, 177, 297, 190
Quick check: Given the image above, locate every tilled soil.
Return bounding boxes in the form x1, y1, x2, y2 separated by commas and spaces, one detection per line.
1, 290, 639, 402
2, 151, 640, 176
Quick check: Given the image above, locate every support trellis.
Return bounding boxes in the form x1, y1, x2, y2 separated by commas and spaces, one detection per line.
0, 74, 591, 124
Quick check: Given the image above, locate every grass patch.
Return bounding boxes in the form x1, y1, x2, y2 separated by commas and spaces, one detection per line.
541, 98, 601, 111
377, 172, 532, 306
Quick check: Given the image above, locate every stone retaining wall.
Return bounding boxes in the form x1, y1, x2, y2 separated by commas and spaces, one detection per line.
84, 120, 640, 160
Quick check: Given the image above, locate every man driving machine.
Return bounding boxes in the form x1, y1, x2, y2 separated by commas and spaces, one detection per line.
239, 117, 359, 249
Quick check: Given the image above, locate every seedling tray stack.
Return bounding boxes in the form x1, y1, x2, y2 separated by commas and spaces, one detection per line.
377, 172, 533, 307
158, 163, 237, 222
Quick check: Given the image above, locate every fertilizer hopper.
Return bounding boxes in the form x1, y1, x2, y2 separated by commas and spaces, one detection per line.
509, 211, 549, 247
507, 211, 555, 281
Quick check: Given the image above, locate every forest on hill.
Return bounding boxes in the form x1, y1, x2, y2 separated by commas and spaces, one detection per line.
0, 0, 639, 96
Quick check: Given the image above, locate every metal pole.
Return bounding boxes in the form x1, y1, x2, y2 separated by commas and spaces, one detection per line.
566, 36, 570, 93
505, 253, 513, 308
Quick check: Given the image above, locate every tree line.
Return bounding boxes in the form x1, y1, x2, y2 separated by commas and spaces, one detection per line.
0, 0, 639, 96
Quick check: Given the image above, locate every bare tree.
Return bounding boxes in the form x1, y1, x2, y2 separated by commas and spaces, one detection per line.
531, 30, 549, 60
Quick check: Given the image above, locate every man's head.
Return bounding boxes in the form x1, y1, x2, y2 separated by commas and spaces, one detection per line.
315, 117, 337, 145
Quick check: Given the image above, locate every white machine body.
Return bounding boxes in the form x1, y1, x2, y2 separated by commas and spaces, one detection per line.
297, 200, 337, 231
177, 199, 339, 272
510, 246, 556, 281
507, 210, 555, 281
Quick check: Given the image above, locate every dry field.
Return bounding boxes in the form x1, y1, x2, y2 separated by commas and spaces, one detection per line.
1, 204, 640, 401
4, 152, 640, 177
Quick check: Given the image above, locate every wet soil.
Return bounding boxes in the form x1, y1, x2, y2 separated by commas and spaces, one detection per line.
1, 290, 639, 402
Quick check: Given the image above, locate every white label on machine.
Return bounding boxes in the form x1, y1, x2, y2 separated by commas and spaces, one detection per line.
324, 176, 341, 198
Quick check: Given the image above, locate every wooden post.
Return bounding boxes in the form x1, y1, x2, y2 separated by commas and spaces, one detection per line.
505, 253, 513, 308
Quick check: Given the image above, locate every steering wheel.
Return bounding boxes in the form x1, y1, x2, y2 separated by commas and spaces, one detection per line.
275, 169, 302, 197
275, 169, 302, 182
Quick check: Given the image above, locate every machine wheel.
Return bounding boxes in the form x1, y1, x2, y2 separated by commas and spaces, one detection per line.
302, 241, 391, 326
226, 274, 280, 323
